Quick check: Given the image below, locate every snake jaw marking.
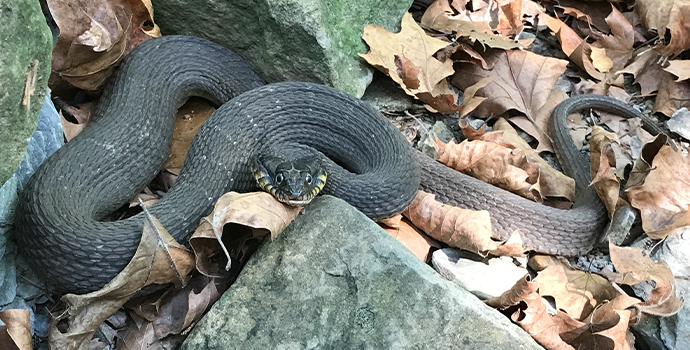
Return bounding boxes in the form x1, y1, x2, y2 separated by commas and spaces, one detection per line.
251, 154, 327, 206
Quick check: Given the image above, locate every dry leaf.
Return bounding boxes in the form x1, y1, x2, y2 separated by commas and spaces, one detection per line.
48, 0, 160, 90
589, 126, 625, 218
535, 265, 619, 321
402, 191, 524, 256
60, 101, 96, 141
654, 74, 690, 117
617, 49, 666, 96
491, 118, 575, 205
487, 263, 636, 350
451, 49, 569, 127
166, 98, 216, 169
606, 243, 684, 321
380, 215, 440, 262
459, 118, 487, 140
0, 310, 31, 350
664, 59, 690, 82
360, 13, 460, 113
543, 12, 605, 81
508, 89, 567, 152
592, 7, 634, 75
435, 138, 541, 202
627, 145, 690, 238
557, 1, 613, 33
436, 125, 575, 207
189, 191, 302, 278
420, 0, 524, 50
626, 134, 668, 189
635, 0, 690, 56
119, 275, 225, 349
486, 276, 581, 350
49, 212, 194, 350
570, 294, 640, 350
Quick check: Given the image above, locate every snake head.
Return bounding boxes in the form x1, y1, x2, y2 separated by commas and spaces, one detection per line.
251, 154, 327, 206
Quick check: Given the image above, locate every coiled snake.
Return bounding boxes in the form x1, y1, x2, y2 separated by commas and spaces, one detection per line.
14, 36, 662, 294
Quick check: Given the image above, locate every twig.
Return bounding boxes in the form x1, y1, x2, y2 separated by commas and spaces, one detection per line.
405, 110, 438, 150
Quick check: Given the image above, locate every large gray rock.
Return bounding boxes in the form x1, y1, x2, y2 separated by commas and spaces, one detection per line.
150, 0, 412, 97
182, 196, 543, 350
0, 0, 53, 186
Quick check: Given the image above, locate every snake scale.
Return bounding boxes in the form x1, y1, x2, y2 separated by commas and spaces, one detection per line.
14, 36, 662, 294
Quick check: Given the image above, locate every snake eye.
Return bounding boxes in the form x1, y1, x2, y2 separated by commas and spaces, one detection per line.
275, 173, 285, 183
305, 174, 312, 184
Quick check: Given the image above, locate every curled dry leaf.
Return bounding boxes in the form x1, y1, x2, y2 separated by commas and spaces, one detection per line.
626, 145, 690, 238
420, 0, 524, 50
543, 12, 606, 81
49, 213, 194, 350
48, 0, 161, 90
380, 215, 440, 262
626, 134, 667, 189
458, 118, 487, 141
436, 138, 542, 202
635, 0, 690, 57
360, 13, 465, 114
189, 191, 302, 278
664, 60, 690, 82
606, 243, 684, 321
436, 122, 576, 207
402, 191, 524, 256
589, 126, 625, 218
0, 309, 31, 350
592, 7, 634, 75
487, 275, 582, 350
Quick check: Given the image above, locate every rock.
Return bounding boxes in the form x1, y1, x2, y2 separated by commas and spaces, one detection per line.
432, 248, 528, 300
182, 196, 543, 350
0, 0, 53, 186
0, 92, 61, 310
150, 0, 412, 98
667, 107, 690, 141
630, 226, 690, 350
361, 71, 418, 114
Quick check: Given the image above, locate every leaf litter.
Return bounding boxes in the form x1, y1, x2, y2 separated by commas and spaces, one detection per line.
35, 0, 690, 349
360, 0, 688, 349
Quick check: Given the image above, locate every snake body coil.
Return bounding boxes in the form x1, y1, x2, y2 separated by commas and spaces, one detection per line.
14, 36, 660, 294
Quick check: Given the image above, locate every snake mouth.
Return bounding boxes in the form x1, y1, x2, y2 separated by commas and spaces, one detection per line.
251, 156, 327, 206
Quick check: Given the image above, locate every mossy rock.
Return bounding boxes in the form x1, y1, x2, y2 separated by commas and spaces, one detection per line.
0, 0, 53, 186
151, 0, 412, 97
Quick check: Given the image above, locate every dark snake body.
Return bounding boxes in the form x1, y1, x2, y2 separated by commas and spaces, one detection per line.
14, 36, 661, 294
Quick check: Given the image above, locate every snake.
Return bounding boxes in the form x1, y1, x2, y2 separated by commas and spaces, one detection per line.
14, 35, 663, 294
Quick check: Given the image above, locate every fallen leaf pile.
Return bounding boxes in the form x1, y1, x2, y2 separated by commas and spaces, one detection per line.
359, 1, 689, 349
486, 243, 682, 349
